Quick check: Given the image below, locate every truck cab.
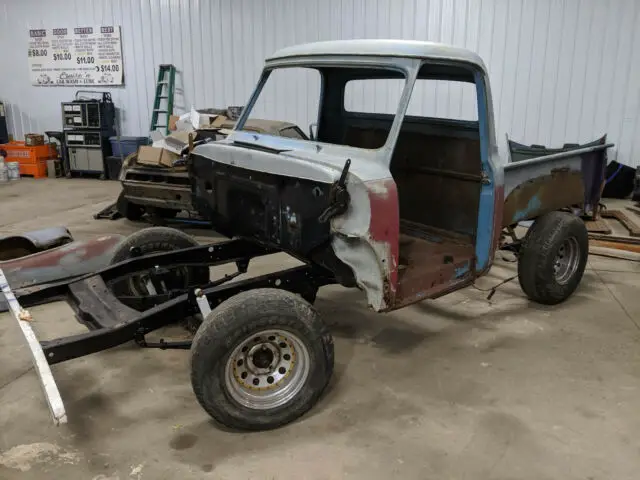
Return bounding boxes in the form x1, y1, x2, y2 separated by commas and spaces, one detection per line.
190, 40, 594, 311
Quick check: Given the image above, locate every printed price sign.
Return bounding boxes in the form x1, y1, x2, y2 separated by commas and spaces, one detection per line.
28, 26, 123, 86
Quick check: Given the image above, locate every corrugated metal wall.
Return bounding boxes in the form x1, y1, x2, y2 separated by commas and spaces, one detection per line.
1, 0, 638, 166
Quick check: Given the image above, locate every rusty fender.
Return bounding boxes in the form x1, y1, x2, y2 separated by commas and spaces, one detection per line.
331, 177, 399, 312
502, 170, 584, 227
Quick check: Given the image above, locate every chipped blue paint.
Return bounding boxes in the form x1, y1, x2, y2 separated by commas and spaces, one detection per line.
474, 72, 495, 271
454, 262, 470, 279
512, 194, 542, 223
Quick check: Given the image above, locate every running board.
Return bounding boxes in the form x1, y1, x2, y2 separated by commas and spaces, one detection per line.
0, 268, 67, 425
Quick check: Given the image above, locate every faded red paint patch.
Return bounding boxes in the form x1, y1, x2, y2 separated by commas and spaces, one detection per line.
364, 178, 399, 302
0, 235, 123, 270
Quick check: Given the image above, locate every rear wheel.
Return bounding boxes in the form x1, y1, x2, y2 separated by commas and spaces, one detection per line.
109, 226, 209, 300
191, 288, 334, 430
518, 211, 588, 305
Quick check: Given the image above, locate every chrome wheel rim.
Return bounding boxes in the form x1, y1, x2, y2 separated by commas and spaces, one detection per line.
225, 329, 310, 410
553, 237, 580, 284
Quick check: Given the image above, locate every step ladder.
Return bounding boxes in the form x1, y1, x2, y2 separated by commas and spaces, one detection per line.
150, 64, 176, 135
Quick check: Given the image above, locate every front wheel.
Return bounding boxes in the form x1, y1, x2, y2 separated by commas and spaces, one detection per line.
190, 288, 334, 430
518, 211, 588, 305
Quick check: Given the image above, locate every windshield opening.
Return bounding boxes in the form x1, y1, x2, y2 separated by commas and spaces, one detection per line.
239, 65, 408, 150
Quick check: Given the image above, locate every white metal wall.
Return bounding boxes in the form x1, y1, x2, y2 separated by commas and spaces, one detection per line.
0, 0, 638, 166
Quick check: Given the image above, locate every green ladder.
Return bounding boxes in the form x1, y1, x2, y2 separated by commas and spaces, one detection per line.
150, 64, 176, 135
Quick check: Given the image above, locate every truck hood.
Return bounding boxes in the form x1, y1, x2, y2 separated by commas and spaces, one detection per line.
192, 130, 391, 184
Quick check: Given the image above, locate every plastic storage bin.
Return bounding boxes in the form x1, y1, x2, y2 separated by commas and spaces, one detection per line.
109, 136, 149, 157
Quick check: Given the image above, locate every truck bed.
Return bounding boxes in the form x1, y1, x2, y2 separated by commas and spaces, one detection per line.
502, 139, 613, 226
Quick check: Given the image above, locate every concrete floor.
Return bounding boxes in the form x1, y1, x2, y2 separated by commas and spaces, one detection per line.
1, 178, 640, 480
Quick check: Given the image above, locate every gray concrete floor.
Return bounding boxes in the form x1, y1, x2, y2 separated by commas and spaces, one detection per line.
1, 178, 640, 480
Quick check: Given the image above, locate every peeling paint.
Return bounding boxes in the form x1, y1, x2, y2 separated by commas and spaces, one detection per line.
454, 261, 470, 278
366, 179, 390, 197
512, 194, 542, 223
331, 178, 398, 312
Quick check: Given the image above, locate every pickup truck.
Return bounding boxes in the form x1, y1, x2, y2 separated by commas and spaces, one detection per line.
191, 39, 612, 311
1, 39, 613, 431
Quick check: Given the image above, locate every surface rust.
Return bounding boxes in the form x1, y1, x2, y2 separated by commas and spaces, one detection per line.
388, 226, 476, 311
0, 235, 124, 290
485, 184, 505, 276
365, 178, 399, 307
502, 170, 584, 226
390, 131, 482, 236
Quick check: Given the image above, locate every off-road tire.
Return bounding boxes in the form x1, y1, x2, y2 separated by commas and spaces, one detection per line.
518, 211, 588, 305
116, 191, 144, 221
109, 226, 209, 296
190, 288, 334, 431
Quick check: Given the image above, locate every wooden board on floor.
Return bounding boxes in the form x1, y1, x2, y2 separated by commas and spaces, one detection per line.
584, 218, 612, 234
626, 206, 640, 217
601, 210, 640, 237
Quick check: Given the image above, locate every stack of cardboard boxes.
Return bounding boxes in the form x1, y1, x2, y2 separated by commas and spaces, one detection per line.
133, 107, 242, 170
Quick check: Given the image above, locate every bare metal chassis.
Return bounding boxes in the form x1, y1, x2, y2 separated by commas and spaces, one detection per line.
7, 239, 334, 366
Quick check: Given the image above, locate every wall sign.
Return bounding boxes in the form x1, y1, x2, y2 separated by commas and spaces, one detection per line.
28, 26, 123, 86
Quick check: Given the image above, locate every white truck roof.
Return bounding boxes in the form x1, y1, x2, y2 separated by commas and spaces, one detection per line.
267, 39, 486, 71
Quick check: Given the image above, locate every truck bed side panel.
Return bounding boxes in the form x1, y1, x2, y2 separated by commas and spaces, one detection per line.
502, 143, 611, 226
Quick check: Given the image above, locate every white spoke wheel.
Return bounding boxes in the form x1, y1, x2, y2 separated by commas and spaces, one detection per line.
518, 211, 588, 305
190, 288, 334, 431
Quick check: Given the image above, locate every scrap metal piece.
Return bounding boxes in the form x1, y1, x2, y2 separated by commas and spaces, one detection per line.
94, 202, 122, 220
0, 226, 73, 261
0, 268, 67, 425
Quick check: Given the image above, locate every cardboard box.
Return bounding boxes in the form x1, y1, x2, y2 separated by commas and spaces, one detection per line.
136, 146, 179, 168
25, 133, 44, 146
149, 131, 192, 155
162, 131, 191, 155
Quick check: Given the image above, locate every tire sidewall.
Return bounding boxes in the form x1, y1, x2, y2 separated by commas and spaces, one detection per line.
518, 212, 589, 304
541, 219, 588, 298
191, 289, 333, 430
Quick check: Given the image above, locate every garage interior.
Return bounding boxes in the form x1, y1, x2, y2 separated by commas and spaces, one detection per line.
1, 1, 640, 479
